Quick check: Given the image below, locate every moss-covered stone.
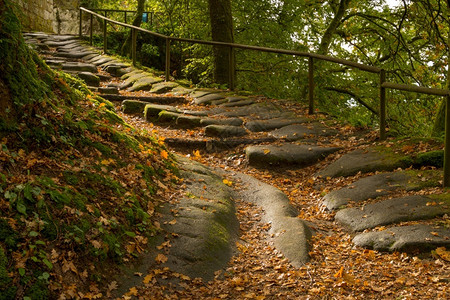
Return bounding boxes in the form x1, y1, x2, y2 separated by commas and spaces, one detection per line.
150, 81, 179, 94
415, 150, 444, 168
128, 76, 163, 92
157, 110, 182, 124
122, 100, 148, 114
144, 104, 178, 122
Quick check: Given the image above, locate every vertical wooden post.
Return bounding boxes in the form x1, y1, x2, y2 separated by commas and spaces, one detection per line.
89, 13, 93, 45
132, 28, 137, 66
103, 12, 107, 54
124, 11, 127, 23
308, 56, 314, 115
229, 46, 235, 90
165, 38, 171, 81
444, 94, 450, 187
79, 9, 82, 37
380, 69, 387, 140
150, 12, 154, 27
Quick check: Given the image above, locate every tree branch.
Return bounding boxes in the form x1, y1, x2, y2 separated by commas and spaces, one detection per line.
324, 86, 379, 116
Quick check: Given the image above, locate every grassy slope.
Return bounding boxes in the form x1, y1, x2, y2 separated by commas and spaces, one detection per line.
0, 1, 177, 298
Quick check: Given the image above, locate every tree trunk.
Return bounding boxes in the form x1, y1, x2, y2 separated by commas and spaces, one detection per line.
432, 0, 450, 137
208, 0, 235, 86
318, 0, 351, 55
121, 0, 146, 56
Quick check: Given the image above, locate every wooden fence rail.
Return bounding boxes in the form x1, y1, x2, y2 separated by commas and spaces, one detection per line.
79, 7, 450, 187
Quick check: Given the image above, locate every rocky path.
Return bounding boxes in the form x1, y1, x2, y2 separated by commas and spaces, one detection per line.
25, 33, 449, 298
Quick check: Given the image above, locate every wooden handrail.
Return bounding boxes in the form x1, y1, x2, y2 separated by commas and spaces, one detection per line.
79, 6, 450, 187
382, 82, 449, 96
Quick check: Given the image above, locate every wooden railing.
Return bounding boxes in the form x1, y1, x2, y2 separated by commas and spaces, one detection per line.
79, 7, 450, 187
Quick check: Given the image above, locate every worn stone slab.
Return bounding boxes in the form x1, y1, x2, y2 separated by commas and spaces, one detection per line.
245, 117, 308, 132
200, 117, 244, 127
181, 109, 210, 117
175, 115, 203, 128
195, 93, 226, 105
121, 100, 148, 114
150, 81, 179, 94
172, 86, 194, 95
45, 59, 65, 67
226, 96, 247, 103
62, 62, 97, 73
90, 57, 114, 66
77, 72, 100, 87
210, 99, 229, 106
113, 156, 239, 293
353, 224, 450, 252
157, 111, 183, 123
246, 144, 340, 168
316, 148, 413, 178
43, 40, 77, 47
220, 99, 254, 107
104, 64, 129, 76
144, 104, 179, 121
190, 90, 215, 98
56, 42, 83, 49
322, 170, 442, 211
55, 50, 95, 59
231, 172, 312, 266
335, 195, 450, 232
270, 123, 338, 141
81, 53, 100, 61
98, 87, 119, 95
119, 72, 147, 89
128, 76, 164, 92
120, 70, 143, 80
205, 125, 248, 138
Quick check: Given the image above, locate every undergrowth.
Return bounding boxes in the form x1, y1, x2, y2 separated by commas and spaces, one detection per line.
0, 1, 178, 298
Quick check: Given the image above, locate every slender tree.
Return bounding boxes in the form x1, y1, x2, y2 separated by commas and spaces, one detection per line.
208, 0, 235, 85
121, 0, 146, 56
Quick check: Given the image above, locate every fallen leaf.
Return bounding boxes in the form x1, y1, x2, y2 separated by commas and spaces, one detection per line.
161, 150, 169, 159
155, 253, 168, 264
334, 266, 344, 278
143, 274, 153, 284
435, 247, 450, 261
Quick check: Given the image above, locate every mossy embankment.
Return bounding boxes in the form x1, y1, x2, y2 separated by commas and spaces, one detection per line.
0, 1, 177, 298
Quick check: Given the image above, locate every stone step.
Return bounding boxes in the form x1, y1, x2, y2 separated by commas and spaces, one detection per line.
269, 123, 338, 141
353, 224, 450, 252
102, 95, 186, 104
246, 144, 340, 168
322, 170, 442, 211
245, 117, 308, 132
316, 148, 413, 178
335, 194, 450, 232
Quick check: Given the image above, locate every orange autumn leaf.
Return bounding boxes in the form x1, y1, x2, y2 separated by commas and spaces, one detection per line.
161, 150, 169, 159
155, 253, 168, 264
334, 266, 344, 278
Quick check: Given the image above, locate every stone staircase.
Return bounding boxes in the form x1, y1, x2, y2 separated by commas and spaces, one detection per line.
24, 32, 449, 262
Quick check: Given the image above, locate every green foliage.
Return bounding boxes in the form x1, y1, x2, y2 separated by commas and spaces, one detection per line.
0, 247, 16, 300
